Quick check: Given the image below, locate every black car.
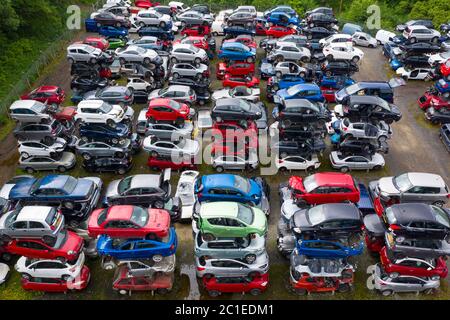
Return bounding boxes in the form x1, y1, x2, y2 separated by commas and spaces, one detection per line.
168, 76, 211, 105
211, 98, 262, 122
93, 12, 131, 28
440, 124, 450, 152
302, 27, 336, 40
426, 107, 450, 124
272, 138, 326, 158
306, 13, 338, 28
133, 90, 150, 104
261, 35, 310, 51
83, 156, 133, 175
305, 7, 334, 17
138, 26, 175, 41
401, 55, 431, 68
321, 60, 359, 76
275, 99, 331, 125
340, 95, 402, 124
400, 42, 442, 54
337, 138, 385, 156
291, 203, 363, 239
278, 123, 327, 141
79, 123, 131, 145
153, 5, 174, 16
383, 203, 450, 241
70, 76, 109, 91
225, 12, 255, 27
71, 63, 100, 77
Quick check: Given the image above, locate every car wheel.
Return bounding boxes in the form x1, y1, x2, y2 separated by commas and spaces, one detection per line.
299, 71, 306, 78
153, 200, 164, 209
82, 153, 91, 161
294, 288, 307, 295
152, 255, 163, 263
340, 166, 350, 173
58, 166, 67, 173
250, 288, 262, 296
115, 22, 121, 28
208, 290, 220, 297
381, 289, 393, 296
156, 288, 169, 295
119, 58, 126, 65
424, 288, 436, 295
276, 71, 282, 78
326, 71, 332, 77
202, 233, 215, 242
326, 54, 333, 61
373, 165, 382, 171
215, 166, 224, 173
62, 274, 71, 281
212, 32, 218, 37
21, 152, 30, 159
431, 37, 439, 43
151, 150, 158, 158
21, 273, 31, 280
160, 21, 166, 28
194, 57, 201, 65
247, 56, 255, 63
1, 253, 12, 262
115, 152, 124, 158
433, 201, 445, 207
306, 166, 315, 173
171, 57, 178, 64
90, 58, 97, 64
245, 254, 257, 264
410, 37, 417, 43
337, 283, 350, 293
279, 166, 287, 173
368, 44, 374, 48
117, 167, 127, 175
119, 289, 128, 295
139, 21, 146, 27
106, 119, 116, 127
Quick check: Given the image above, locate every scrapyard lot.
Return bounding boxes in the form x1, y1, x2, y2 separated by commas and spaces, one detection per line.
0, 26, 449, 300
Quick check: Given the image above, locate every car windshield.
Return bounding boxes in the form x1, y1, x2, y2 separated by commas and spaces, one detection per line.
100, 102, 113, 113
168, 100, 182, 110
377, 98, 392, 111
62, 176, 78, 194
286, 86, 300, 96
303, 175, 318, 193
237, 203, 254, 225
54, 230, 68, 249
307, 205, 326, 225
393, 173, 413, 192
118, 176, 132, 194
190, 46, 200, 53
234, 176, 250, 193
130, 206, 149, 227
431, 206, 450, 228
344, 83, 362, 95
159, 87, 169, 95
135, 47, 147, 54
239, 99, 251, 112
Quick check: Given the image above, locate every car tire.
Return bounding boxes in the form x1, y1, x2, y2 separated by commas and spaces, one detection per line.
433, 201, 445, 207
215, 166, 224, 173
1, 253, 12, 262
276, 71, 282, 78
139, 21, 146, 27
115, 22, 121, 28
153, 200, 164, 209
306, 166, 315, 173
117, 167, 126, 175
156, 288, 169, 295
326, 54, 333, 61
106, 119, 116, 127
299, 71, 306, 78
326, 71, 332, 77
247, 56, 255, 63
202, 233, 215, 242
82, 153, 91, 160
90, 58, 97, 64
373, 165, 382, 171
208, 290, 220, 297
171, 57, 178, 64
294, 288, 307, 295
68, 57, 75, 64
151, 151, 158, 158
62, 274, 71, 281
160, 21, 166, 28
115, 152, 124, 158
410, 37, 417, 43
111, 138, 119, 145
58, 166, 67, 173
431, 37, 438, 43
381, 289, 393, 296
21, 152, 30, 159
21, 273, 31, 280
194, 57, 201, 65
245, 254, 257, 264
279, 166, 287, 173
424, 288, 436, 295
119, 58, 126, 65
250, 288, 262, 296
352, 56, 360, 63
337, 283, 350, 293
119, 289, 128, 295
340, 166, 350, 173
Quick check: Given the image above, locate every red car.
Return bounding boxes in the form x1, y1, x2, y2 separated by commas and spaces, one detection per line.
21, 266, 90, 293
53, 106, 77, 123
418, 91, 449, 110
380, 246, 448, 279
6, 231, 83, 262
147, 155, 197, 171
211, 120, 258, 141
146, 98, 191, 124
203, 274, 269, 297
112, 265, 173, 294
321, 87, 338, 103
211, 138, 251, 157
20, 86, 65, 106
174, 36, 208, 50
135, 0, 160, 9
290, 272, 353, 295
216, 62, 255, 79
255, 22, 267, 36
224, 35, 257, 48
88, 205, 170, 239
81, 37, 109, 51
440, 59, 450, 80
289, 173, 360, 205
181, 25, 210, 37
222, 74, 260, 88
266, 26, 297, 38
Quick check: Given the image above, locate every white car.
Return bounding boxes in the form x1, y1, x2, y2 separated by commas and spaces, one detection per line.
170, 63, 208, 79
352, 31, 378, 48
269, 42, 311, 63
212, 86, 260, 102
0, 263, 9, 285
168, 1, 190, 13
115, 45, 158, 65
170, 44, 208, 64
275, 154, 321, 172
67, 44, 103, 64
135, 9, 172, 28
211, 10, 232, 36
396, 67, 432, 80
323, 43, 364, 62
9, 100, 52, 123
375, 29, 396, 45
175, 170, 199, 220
15, 252, 85, 280
148, 85, 197, 104
428, 51, 450, 66
403, 26, 440, 43
274, 61, 307, 78
126, 77, 154, 92
75, 100, 125, 126
330, 151, 385, 172
19, 138, 67, 158
319, 34, 352, 47
143, 135, 200, 158
340, 118, 392, 142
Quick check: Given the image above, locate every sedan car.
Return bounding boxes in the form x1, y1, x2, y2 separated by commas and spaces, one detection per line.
82, 86, 134, 106
212, 86, 260, 102
274, 83, 324, 104
79, 123, 131, 145
19, 152, 77, 174
211, 99, 262, 122
195, 253, 269, 278
115, 45, 160, 65
88, 205, 171, 239
143, 136, 200, 158
330, 152, 386, 172
203, 274, 269, 297
75, 140, 131, 160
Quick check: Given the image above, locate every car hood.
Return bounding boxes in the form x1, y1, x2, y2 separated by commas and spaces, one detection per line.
281, 198, 299, 220
182, 139, 200, 153
148, 89, 162, 99
260, 62, 275, 74
211, 89, 230, 100
105, 179, 121, 200
292, 209, 311, 229
252, 207, 267, 232
377, 177, 399, 195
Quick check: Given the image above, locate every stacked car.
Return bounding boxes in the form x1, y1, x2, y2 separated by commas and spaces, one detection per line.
192, 174, 269, 296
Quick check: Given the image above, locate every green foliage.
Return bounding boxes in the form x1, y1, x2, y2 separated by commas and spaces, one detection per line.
409, 0, 450, 26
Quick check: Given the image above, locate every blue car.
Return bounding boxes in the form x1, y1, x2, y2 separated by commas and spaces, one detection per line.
98, 26, 128, 38
320, 76, 355, 89
335, 79, 405, 104
9, 175, 102, 216
218, 42, 256, 62
435, 79, 450, 95
296, 239, 364, 259
264, 5, 297, 18
79, 123, 131, 145
126, 36, 165, 51
96, 227, 177, 260
266, 12, 299, 27
138, 26, 174, 41
85, 18, 99, 32
382, 42, 402, 70
223, 26, 256, 37
195, 174, 263, 205
357, 183, 376, 216
274, 83, 324, 104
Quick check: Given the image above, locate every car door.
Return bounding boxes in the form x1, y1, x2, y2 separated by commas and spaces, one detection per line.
11, 220, 29, 238
225, 218, 246, 237
402, 186, 426, 202
28, 221, 48, 239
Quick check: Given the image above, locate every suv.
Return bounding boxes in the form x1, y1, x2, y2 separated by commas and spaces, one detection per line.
403, 26, 440, 43
268, 42, 311, 63
67, 44, 104, 64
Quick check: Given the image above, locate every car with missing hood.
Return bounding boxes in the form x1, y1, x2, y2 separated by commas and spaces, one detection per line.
195, 253, 269, 278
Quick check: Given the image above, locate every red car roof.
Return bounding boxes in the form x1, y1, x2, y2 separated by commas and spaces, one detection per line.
35, 85, 60, 93
313, 172, 356, 187
149, 98, 172, 106
105, 205, 134, 221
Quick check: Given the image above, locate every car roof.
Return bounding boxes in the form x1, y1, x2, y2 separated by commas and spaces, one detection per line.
168, 85, 190, 91
106, 205, 134, 220
295, 203, 361, 224
222, 42, 247, 49
313, 173, 355, 187
407, 25, 430, 30
34, 86, 59, 92
406, 172, 446, 188
102, 86, 128, 93
290, 83, 320, 91
10, 100, 44, 110
173, 43, 196, 50
37, 175, 76, 191
202, 174, 241, 189
200, 202, 240, 218
284, 99, 316, 109
78, 100, 107, 108
68, 43, 96, 50
276, 41, 298, 47
17, 206, 53, 222
349, 95, 385, 104
390, 203, 441, 224
215, 98, 240, 106
129, 174, 161, 189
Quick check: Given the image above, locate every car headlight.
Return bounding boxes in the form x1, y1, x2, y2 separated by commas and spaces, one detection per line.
68, 250, 75, 255
293, 227, 301, 234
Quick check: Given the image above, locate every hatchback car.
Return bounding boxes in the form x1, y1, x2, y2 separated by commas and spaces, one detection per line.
148, 85, 197, 105
146, 98, 192, 125
75, 140, 131, 160
211, 99, 262, 122
203, 274, 269, 297
10, 100, 53, 124
19, 153, 77, 174
330, 152, 386, 172
112, 266, 173, 294
195, 253, 269, 278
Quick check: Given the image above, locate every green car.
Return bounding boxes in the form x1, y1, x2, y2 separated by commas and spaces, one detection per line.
198, 202, 267, 240
107, 37, 126, 50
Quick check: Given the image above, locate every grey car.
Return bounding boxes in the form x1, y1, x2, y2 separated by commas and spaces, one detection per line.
9, 100, 52, 124
330, 151, 385, 172
194, 252, 269, 278
13, 120, 73, 143
75, 139, 131, 160
18, 152, 77, 174
148, 85, 197, 105
116, 255, 176, 277
83, 86, 134, 106
177, 10, 213, 26
0, 206, 64, 244
171, 63, 208, 79
212, 149, 259, 173
340, 118, 392, 142
385, 231, 450, 259
371, 263, 439, 296
143, 136, 200, 158
145, 122, 193, 141
194, 231, 266, 264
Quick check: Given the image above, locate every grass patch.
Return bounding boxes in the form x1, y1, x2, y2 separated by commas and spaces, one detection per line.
0, 115, 15, 142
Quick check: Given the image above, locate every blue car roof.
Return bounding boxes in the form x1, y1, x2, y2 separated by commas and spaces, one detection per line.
357, 183, 374, 211
292, 83, 321, 91
37, 175, 73, 191
202, 174, 238, 189
222, 42, 248, 50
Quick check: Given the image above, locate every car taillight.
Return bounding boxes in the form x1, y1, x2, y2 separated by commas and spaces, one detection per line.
197, 266, 205, 271
190, 95, 195, 100
170, 244, 174, 250
447, 194, 450, 198
343, 127, 347, 131
390, 224, 401, 231
278, 159, 284, 163
50, 225, 56, 231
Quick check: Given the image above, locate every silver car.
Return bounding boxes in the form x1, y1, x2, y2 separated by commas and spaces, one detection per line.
143, 135, 200, 158
18, 152, 76, 174
10, 100, 52, 124
145, 122, 193, 141
75, 140, 131, 160
194, 252, 269, 278
403, 26, 440, 43
171, 63, 208, 79
212, 150, 259, 173
273, 61, 307, 78
0, 206, 64, 243
67, 44, 103, 64
194, 231, 266, 264
136, 108, 148, 134
352, 31, 378, 48
148, 85, 197, 105
369, 172, 449, 206
384, 231, 450, 259
339, 118, 391, 142
268, 42, 311, 63
330, 151, 385, 172
371, 263, 439, 296
110, 255, 176, 277
170, 44, 208, 64
177, 10, 213, 26
290, 251, 354, 277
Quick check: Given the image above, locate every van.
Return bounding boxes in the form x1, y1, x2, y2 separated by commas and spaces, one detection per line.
342, 23, 363, 35
375, 29, 396, 45
334, 79, 406, 104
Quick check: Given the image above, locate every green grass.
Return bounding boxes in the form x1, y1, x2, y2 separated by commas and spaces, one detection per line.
0, 116, 15, 142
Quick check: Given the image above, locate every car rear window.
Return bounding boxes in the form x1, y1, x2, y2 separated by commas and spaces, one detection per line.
237, 203, 254, 225
130, 206, 149, 227
45, 208, 58, 226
